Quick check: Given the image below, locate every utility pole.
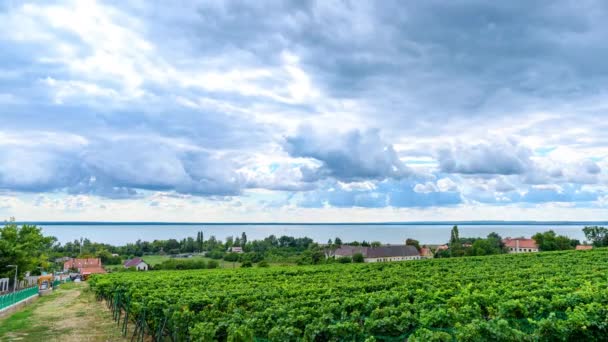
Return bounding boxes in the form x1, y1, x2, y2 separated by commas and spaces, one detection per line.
7, 265, 17, 292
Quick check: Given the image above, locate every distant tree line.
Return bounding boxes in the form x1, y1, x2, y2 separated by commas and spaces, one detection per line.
436, 225, 588, 258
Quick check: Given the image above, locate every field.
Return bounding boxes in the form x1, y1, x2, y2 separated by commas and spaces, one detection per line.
142, 255, 242, 268
90, 249, 608, 341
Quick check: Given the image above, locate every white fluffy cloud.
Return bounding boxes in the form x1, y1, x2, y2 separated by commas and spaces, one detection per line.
1, 1, 608, 220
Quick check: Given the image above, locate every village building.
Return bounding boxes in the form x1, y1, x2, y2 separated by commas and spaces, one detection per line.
503, 238, 539, 253
63, 258, 106, 276
419, 247, 433, 259
435, 244, 449, 252
333, 245, 420, 262
124, 257, 149, 271
576, 245, 593, 250
227, 246, 244, 253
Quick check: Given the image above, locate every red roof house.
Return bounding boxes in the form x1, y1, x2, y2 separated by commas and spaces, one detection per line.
63, 258, 106, 274
503, 238, 539, 253
576, 245, 593, 250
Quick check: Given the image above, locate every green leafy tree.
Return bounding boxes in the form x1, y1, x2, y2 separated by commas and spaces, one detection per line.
449, 225, 464, 257
406, 238, 421, 251
582, 226, 608, 247
0, 221, 56, 280
532, 230, 575, 251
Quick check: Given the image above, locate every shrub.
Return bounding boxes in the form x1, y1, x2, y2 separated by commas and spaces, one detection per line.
241, 261, 253, 268
257, 260, 269, 268
207, 260, 219, 269
338, 256, 352, 263
224, 252, 240, 262
352, 253, 365, 263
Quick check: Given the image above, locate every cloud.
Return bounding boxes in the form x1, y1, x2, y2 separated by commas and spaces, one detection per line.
438, 139, 533, 175
1, 1, 608, 220
285, 126, 412, 182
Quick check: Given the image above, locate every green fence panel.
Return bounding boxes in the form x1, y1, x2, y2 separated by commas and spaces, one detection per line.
0, 286, 38, 311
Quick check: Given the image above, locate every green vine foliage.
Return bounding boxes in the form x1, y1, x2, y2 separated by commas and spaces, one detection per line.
90, 248, 608, 341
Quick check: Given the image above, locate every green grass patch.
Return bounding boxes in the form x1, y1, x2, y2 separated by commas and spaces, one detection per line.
142, 254, 242, 268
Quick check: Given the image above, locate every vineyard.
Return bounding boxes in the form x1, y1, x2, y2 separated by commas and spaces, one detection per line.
90, 249, 608, 341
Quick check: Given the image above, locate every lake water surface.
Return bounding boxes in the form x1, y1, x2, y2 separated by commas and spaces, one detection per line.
39, 223, 596, 245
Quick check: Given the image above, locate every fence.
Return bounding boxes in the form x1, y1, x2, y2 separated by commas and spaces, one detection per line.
0, 278, 8, 293
0, 286, 38, 311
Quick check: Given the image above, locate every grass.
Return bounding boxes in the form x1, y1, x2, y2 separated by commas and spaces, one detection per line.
0, 282, 127, 342
142, 254, 242, 268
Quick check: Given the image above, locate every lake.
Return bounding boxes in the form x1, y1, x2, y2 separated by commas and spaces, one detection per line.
38, 223, 598, 245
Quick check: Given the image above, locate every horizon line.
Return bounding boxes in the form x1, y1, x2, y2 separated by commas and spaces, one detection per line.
9, 220, 608, 226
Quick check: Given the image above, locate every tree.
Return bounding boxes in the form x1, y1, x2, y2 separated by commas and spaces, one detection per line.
334, 237, 343, 246
241, 232, 247, 246
583, 226, 608, 247
0, 221, 56, 280
406, 238, 421, 251
449, 225, 463, 257
532, 230, 575, 251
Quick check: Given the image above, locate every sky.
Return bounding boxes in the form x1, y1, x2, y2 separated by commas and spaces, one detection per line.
1, 0, 608, 222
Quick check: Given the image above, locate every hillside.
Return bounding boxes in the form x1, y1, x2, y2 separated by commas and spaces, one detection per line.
90, 249, 608, 341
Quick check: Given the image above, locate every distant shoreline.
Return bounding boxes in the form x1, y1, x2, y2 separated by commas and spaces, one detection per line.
12, 221, 608, 226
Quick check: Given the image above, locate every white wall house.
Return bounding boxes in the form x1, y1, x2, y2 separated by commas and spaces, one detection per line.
333, 245, 421, 262
124, 257, 149, 271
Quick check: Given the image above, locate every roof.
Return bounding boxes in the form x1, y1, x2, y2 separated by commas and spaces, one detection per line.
503, 238, 538, 249
436, 244, 449, 251
124, 257, 146, 267
64, 258, 102, 269
366, 245, 420, 258
334, 245, 420, 258
334, 245, 367, 256
576, 245, 593, 250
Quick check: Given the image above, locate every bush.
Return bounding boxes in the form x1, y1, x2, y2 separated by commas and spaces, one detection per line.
251, 252, 265, 263
207, 260, 219, 269
241, 261, 253, 268
207, 250, 225, 259
338, 256, 352, 263
223, 252, 240, 262
257, 260, 269, 268
352, 253, 365, 263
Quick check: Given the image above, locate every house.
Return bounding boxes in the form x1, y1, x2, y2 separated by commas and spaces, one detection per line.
420, 247, 433, 259
334, 245, 367, 258
227, 246, 244, 253
333, 245, 420, 262
503, 238, 539, 253
576, 245, 593, 250
63, 258, 106, 275
436, 244, 449, 252
124, 257, 149, 271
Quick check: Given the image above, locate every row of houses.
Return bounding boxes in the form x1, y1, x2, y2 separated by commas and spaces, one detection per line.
436, 237, 593, 254
332, 237, 594, 262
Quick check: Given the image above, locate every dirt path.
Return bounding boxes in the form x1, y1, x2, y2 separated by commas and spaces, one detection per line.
0, 283, 128, 342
